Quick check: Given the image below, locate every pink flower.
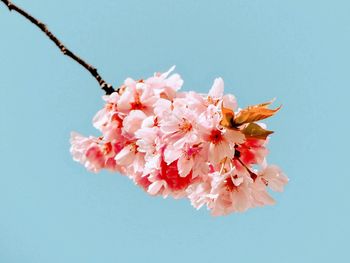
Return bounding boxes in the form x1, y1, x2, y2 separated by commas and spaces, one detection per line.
160, 105, 199, 149
114, 142, 145, 175
236, 138, 268, 166
199, 106, 244, 165
70, 132, 94, 164
250, 179, 275, 207
173, 91, 208, 115
146, 66, 184, 100
260, 165, 289, 192
164, 143, 208, 178
134, 172, 152, 192
70, 132, 120, 173
186, 174, 214, 209
135, 126, 160, 157
117, 81, 158, 115
92, 92, 120, 131
153, 98, 172, 119
145, 153, 194, 198
209, 171, 252, 216
159, 157, 193, 193
122, 110, 147, 139
70, 67, 287, 216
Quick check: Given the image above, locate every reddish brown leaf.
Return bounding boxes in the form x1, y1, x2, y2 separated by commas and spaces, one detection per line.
220, 105, 235, 129
241, 123, 274, 140
233, 100, 281, 126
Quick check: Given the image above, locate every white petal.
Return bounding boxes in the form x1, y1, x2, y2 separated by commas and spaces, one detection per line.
209, 143, 221, 164
160, 65, 176, 78
114, 145, 134, 165
263, 165, 289, 192
208, 77, 224, 99
224, 129, 245, 144
164, 146, 182, 164
222, 94, 237, 111
178, 156, 193, 177
148, 181, 164, 195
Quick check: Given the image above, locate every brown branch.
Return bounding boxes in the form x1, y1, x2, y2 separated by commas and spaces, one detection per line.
1, 0, 115, 95
234, 149, 258, 181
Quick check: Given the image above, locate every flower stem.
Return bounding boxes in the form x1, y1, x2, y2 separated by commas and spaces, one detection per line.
234, 149, 258, 181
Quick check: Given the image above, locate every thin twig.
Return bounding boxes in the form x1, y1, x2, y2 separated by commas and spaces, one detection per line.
234, 149, 258, 181
236, 158, 258, 181
0, 0, 115, 95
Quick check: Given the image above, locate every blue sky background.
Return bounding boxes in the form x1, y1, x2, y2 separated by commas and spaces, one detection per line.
0, 0, 349, 262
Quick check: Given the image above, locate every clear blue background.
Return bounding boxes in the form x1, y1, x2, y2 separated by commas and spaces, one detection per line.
1, 0, 349, 262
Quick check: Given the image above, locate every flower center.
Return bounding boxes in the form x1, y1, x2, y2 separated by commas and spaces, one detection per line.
130, 100, 144, 110
209, 129, 223, 144
224, 177, 238, 192
102, 142, 113, 155
179, 118, 192, 132
105, 102, 116, 111
185, 144, 202, 159
130, 93, 146, 111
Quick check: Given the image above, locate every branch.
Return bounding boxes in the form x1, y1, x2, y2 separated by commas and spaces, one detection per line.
234, 149, 258, 181
1, 0, 115, 95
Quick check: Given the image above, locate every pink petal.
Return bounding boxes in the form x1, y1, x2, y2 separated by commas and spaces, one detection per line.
222, 94, 237, 111
122, 110, 147, 135
164, 146, 182, 164
148, 181, 164, 195
114, 145, 134, 166
224, 129, 245, 144
209, 78, 224, 99
160, 65, 176, 78
178, 155, 193, 177
262, 165, 289, 192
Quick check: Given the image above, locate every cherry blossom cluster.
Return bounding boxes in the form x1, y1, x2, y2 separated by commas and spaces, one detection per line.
70, 66, 288, 216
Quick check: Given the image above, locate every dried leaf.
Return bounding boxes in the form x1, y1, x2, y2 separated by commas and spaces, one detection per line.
255, 98, 276, 107
220, 105, 235, 129
234, 101, 281, 126
241, 123, 274, 140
